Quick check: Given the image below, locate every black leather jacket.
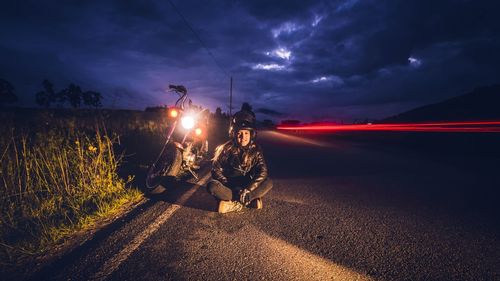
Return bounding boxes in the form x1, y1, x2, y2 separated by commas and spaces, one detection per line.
211, 140, 268, 191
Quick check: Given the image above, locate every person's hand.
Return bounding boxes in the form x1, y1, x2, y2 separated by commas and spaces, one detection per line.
239, 189, 251, 206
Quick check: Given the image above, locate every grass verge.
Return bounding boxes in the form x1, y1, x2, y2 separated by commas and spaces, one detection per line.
0, 128, 143, 264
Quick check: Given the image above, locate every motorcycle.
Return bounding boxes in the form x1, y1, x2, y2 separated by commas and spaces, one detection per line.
145, 85, 209, 194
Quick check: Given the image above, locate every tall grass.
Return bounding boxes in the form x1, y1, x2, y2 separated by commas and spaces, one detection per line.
0, 127, 142, 262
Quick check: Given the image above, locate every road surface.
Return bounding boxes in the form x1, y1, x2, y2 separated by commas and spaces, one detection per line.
31, 130, 500, 281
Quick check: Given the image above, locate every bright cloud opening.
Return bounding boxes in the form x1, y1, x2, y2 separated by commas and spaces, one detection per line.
312, 76, 328, 83
275, 47, 291, 60
272, 22, 300, 38
252, 63, 286, 71
311, 75, 344, 85
266, 47, 292, 60
408, 57, 422, 67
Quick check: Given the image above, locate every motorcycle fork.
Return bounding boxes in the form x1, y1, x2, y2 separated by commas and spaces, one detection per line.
180, 132, 200, 180
151, 121, 178, 169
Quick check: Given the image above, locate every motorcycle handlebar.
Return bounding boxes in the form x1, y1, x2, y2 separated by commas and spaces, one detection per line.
168, 84, 187, 94
169, 84, 188, 109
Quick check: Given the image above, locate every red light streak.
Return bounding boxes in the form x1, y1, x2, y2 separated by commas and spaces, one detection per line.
276, 121, 500, 133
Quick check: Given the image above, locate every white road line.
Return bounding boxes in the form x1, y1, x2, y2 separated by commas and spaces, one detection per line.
92, 173, 211, 280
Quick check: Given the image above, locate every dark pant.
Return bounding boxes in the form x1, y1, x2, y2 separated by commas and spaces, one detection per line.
207, 178, 273, 202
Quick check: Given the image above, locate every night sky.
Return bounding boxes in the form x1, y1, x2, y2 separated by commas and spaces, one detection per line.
1, 0, 499, 122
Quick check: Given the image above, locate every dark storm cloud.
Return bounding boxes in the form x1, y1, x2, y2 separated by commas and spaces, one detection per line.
235, 0, 318, 22
1, 0, 499, 121
232, 0, 500, 120
255, 108, 285, 117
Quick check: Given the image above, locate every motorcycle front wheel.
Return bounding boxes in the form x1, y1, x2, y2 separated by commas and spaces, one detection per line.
145, 143, 182, 194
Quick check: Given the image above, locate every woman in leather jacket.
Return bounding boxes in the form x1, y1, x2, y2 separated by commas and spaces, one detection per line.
207, 109, 273, 213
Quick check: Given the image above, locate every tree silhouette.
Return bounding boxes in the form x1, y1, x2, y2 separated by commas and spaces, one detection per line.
62, 83, 83, 108
240, 102, 255, 117
0, 79, 18, 105
36, 80, 103, 108
82, 90, 102, 108
241, 102, 253, 112
36, 79, 57, 107
215, 107, 222, 118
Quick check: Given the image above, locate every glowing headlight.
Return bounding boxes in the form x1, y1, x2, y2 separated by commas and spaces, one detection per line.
169, 108, 178, 118
181, 116, 195, 129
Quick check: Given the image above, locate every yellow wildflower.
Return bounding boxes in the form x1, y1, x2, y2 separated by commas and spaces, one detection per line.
88, 145, 97, 152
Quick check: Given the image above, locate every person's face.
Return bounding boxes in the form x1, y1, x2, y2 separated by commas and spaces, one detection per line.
236, 129, 251, 147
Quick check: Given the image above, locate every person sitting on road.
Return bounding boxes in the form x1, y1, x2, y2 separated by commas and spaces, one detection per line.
207, 108, 272, 213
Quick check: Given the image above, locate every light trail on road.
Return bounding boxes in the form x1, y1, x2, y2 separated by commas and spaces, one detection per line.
276, 121, 500, 133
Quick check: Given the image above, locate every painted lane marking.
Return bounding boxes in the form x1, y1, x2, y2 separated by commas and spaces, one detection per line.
92, 173, 211, 280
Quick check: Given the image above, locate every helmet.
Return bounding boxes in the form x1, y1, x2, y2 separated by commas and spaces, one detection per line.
229, 110, 256, 139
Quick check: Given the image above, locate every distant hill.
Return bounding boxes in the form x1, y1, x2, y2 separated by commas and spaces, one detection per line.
384, 84, 500, 123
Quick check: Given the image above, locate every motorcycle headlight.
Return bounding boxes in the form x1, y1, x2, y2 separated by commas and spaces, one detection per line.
181, 116, 195, 129
195, 128, 203, 136
168, 108, 179, 118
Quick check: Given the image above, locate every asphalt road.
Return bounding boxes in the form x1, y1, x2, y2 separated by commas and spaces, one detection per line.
31, 130, 500, 281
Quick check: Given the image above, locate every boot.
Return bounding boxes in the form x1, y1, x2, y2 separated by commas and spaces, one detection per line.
218, 200, 244, 213
248, 198, 263, 209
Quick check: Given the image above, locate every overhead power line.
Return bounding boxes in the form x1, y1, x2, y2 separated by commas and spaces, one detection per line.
167, 0, 229, 78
